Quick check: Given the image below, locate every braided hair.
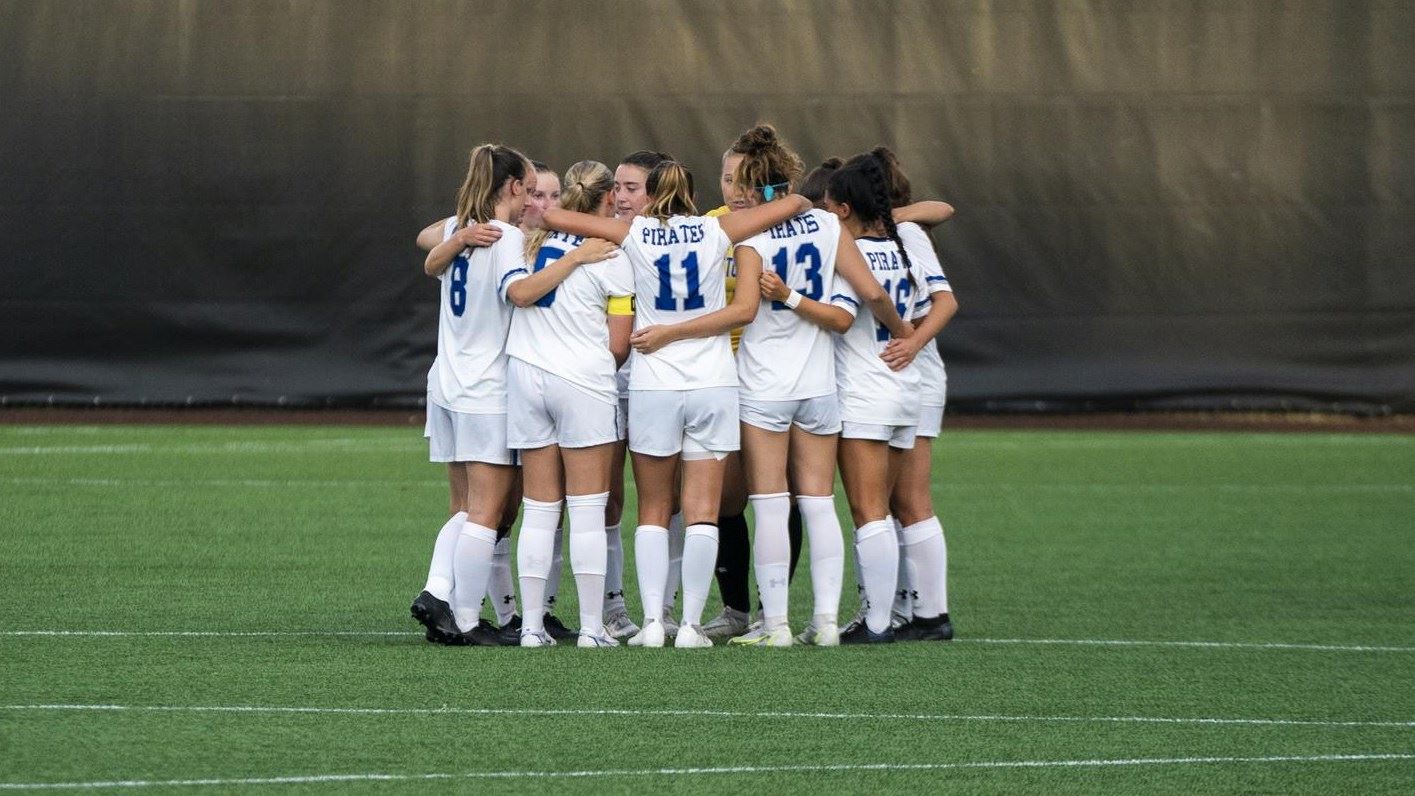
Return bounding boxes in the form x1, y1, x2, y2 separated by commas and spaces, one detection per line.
829, 151, 913, 280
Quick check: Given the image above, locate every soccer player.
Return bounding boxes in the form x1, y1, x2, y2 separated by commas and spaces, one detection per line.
875, 149, 959, 641
410, 144, 530, 645
823, 152, 926, 644
602, 149, 674, 640
503, 160, 632, 648
725, 125, 912, 647
543, 161, 811, 647
520, 161, 561, 234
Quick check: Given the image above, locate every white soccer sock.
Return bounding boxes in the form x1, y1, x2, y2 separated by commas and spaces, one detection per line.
901, 515, 948, 616
663, 511, 684, 617
852, 533, 866, 612
423, 511, 467, 601
854, 518, 899, 634
516, 498, 562, 635
892, 517, 914, 624
680, 523, 719, 627
796, 495, 843, 623
544, 526, 564, 614
603, 523, 626, 613
749, 493, 792, 628
567, 492, 610, 635
634, 525, 669, 625
450, 521, 497, 631
486, 533, 517, 625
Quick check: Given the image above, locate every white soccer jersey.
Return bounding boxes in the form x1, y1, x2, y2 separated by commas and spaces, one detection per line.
899, 222, 954, 409
830, 235, 922, 426
736, 209, 842, 400
426, 217, 523, 414
620, 214, 736, 390
501, 230, 634, 405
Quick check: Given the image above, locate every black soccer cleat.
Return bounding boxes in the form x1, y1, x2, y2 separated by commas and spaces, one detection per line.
460, 618, 504, 647
411, 591, 463, 645
894, 613, 954, 642
496, 614, 523, 646
840, 620, 896, 644
542, 613, 576, 642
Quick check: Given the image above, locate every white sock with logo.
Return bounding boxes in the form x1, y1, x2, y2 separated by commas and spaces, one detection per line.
854, 518, 899, 634
543, 526, 564, 616
901, 515, 948, 617
515, 498, 562, 635
892, 517, 914, 624
604, 523, 627, 614
423, 511, 466, 601
663, 512, 684, 618
749, 493, 792, 629
796, 495, 843, 625
487, 532, 516, 625
567, 492, 610, 635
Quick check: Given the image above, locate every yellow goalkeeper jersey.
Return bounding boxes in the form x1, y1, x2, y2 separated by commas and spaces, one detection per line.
706, 205, 743, 352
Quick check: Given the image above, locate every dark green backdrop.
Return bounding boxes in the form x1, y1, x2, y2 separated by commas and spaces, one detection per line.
3, 0, 1412, 409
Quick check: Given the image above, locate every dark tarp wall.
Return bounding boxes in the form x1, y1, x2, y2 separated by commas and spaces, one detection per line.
2, 0, 1412, 410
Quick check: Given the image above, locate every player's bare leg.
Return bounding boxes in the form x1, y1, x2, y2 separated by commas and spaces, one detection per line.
788, 427, 844, 645
675, 454, 727, 647
411, 462, 473, 644
628, 451, 679, 646
449, 462, 518, 639
890, 436, 951, 640
602, 438, 637, 637
562, 442, 618, 647
837, 438, 898, 640
734, 424, 793, 645
705, 451, 753, 639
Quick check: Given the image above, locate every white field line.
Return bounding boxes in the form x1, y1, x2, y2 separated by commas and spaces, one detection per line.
4, 629, 1412, 653
3, 476, 1410, 494
3, 703, 1413, 729
1, 754, 1412, 790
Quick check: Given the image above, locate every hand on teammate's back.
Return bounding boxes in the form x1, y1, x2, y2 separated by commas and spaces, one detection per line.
575, 238, 620, 264
456, 223, 503, 248
881, 335, 922, 372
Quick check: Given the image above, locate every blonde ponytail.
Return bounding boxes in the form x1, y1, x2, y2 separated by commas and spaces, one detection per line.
524, 160, 615, 260
453, 144, 527, 228
643, 161, 697, 221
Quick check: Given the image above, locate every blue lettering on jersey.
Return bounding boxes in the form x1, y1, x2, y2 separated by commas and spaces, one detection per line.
864, 249, 902, 272
548, 230, 585, 247
767, 212, 822, 240
640, 222, 706, 247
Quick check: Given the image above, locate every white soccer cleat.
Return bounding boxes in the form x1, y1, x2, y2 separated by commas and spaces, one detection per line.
519, 629, 556, 648
577, 630, 621, 648
628, 619, 665, 648
702, 606, 751, 641
796, 620, 841, 647
673, 623, 713, 648
728, 624, 793, 647
603, 609, 640, 639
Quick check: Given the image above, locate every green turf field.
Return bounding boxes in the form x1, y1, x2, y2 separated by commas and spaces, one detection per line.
1, 424, 1412, 792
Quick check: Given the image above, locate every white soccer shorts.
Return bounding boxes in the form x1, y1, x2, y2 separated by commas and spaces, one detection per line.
425, 402, 517, 465
507, 359, 621, 450
739, 394, 842, 435
628, 387, 739, 457
840, 421, 918, 450
916, 404, 944, 439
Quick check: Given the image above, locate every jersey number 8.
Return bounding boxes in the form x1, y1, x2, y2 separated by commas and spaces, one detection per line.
449, 255, 470, 317
530, 246, 566, 308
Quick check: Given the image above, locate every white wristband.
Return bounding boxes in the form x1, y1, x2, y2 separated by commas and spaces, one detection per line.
783, 290, 804, 309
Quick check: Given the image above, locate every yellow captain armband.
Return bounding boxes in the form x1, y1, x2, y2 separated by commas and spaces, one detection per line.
607, 295, 635, 316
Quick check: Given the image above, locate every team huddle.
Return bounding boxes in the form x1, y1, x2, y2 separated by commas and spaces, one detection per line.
409, 124, 958, 648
